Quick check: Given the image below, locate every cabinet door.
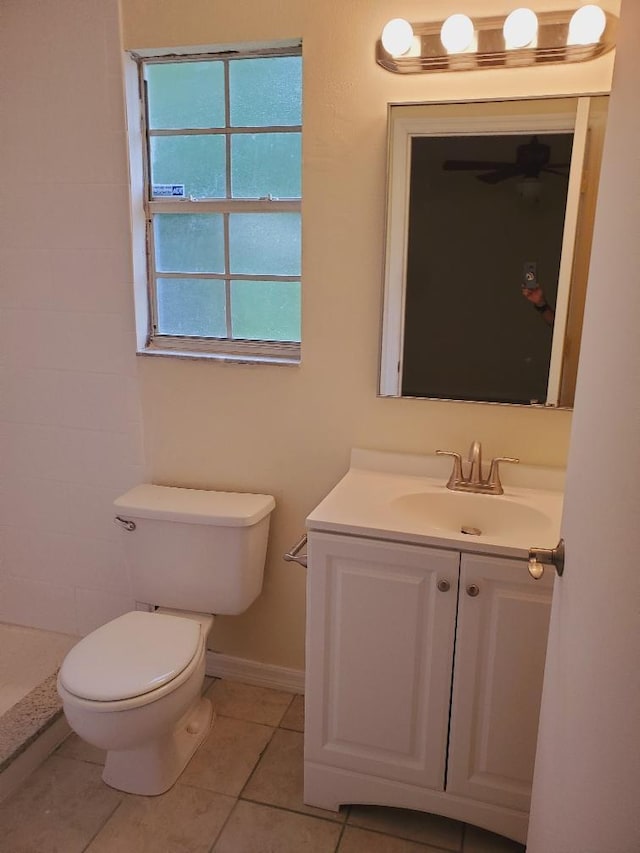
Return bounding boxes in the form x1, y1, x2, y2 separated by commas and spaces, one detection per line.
305, 532, 459, 790
446, 553, 553, 812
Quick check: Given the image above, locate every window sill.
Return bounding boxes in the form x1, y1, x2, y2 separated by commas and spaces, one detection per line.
137, 346, 301, 366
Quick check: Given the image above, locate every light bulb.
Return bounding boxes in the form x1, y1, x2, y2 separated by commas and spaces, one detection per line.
568, 5, 606, 45
517, 177, 542, 204
503, 8, 538, 49
440, 14, 475, 54
381, 18, 414, 57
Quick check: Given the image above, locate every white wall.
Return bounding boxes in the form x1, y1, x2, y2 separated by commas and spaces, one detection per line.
121, 0, 618, 669
0, 0, 145, 635
528, 0, 640, 848
0, 0, 619, 666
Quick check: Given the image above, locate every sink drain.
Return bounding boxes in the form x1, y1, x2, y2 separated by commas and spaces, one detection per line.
461, 525, 482, 536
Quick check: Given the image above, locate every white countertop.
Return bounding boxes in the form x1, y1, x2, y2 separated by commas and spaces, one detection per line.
306, 449, 564, 559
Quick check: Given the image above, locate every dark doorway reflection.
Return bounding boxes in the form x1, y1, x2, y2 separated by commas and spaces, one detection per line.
401, 133, 573, 404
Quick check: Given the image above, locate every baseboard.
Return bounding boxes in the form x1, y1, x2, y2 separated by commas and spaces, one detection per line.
206, 651, 305, 695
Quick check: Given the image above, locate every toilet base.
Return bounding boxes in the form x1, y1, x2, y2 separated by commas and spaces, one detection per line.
102, 696, 213, 795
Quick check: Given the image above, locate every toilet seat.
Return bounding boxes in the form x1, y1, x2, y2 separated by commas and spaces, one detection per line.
59, 611, 202, 703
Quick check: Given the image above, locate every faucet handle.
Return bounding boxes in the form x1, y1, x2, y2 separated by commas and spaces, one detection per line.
487, 456, 520, 494
436, 450, 463, 490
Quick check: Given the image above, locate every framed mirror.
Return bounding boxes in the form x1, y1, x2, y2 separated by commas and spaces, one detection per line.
379, 96, 608, 408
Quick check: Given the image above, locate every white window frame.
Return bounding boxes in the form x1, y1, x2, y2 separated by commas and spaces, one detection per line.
131, 46, 302, 364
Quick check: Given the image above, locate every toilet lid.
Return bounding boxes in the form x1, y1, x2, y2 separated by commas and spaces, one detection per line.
59, 611, 201, 702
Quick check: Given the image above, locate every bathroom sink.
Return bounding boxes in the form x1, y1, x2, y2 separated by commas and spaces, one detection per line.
306, 449, 564, 557
390, 490, 552, 540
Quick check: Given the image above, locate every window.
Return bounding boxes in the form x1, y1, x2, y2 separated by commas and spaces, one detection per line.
137, 48, 302, 362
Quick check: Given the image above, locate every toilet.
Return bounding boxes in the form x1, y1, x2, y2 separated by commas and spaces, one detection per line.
57, 484, 275, 796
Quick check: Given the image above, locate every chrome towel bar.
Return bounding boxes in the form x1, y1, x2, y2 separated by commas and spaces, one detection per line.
284, 534, 308, 568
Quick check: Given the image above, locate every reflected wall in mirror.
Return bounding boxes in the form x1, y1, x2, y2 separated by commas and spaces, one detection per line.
379, 96, 608, 408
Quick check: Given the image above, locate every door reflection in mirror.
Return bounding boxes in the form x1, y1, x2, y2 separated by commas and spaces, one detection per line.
402, 132, 572, 404
379, 97, 608, 408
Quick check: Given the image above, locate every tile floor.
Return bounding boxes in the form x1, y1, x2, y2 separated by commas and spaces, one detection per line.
0, 678, 527, 853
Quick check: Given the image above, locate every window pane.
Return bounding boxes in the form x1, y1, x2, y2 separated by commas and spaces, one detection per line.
231, 133, 301, 199
229, 213, 301, 276
231, 280, 301, 342
154, 214, 225, 273
146, 61, 225, 129
157, 278, 227, 337
151, 135, 226, 199
229, 56, 302, 127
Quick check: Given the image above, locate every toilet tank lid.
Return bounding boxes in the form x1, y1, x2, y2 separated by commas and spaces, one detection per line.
114, 485, 275, 526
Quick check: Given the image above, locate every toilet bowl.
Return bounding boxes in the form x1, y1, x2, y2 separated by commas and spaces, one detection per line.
57, 483, 275, 796
57, 610, 214, 795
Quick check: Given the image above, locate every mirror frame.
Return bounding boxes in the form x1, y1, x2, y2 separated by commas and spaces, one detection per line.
379, 96, 594, 407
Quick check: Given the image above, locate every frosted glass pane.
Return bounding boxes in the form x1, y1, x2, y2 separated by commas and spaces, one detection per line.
229, 56, 302, 127
229, 214, 301, 275
146, 62, 225, 129
231, 133, 301, 199
154, 214, 224, 273
231, 280, 301, 342
151, 135, 226, 199
157, 278, 226, 337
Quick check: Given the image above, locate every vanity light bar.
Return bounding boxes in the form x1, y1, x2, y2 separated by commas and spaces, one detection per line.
376, 7, 617, 74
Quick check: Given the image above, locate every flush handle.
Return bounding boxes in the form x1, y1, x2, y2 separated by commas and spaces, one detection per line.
114, 515, 136, 532
528, 538, 565, 579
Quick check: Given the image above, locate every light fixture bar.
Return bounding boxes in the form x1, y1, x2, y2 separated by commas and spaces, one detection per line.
376, 9, 616, 74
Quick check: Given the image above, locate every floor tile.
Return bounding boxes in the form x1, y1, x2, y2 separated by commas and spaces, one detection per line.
0, 755, 122, 853
348, 805, 463, 850
338, 825, 444, 853
205, 679, 294, 726
213, 800, 342, 853
56, 732, 106, 765
463, 825, 526, 852
242, 728, 344, 822
179, 715, 274, 796
280, 693, 305, 731
85, 783, 235, 853
0, 674, 530, 853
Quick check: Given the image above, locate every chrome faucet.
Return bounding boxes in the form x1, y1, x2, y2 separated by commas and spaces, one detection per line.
436, 442, 519, 495
467, 440, 483, 486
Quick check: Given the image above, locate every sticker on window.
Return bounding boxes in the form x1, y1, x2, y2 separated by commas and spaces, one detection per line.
153, 184, 186, 198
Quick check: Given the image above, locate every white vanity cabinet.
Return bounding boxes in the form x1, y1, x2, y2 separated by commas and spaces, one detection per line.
304, 533, 459, 790
446, 553, 554, 815
304, 531, 554, 844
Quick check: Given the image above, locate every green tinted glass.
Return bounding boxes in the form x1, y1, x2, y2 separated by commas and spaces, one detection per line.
151, 135, 226, 199
154, 214, 225, 273
156, 278, 226, 337
229, 56, 302, 127
231, 280, 301, 342
231, 133, 301, 199
146, 62, 225, 129
229, 213, 301, 276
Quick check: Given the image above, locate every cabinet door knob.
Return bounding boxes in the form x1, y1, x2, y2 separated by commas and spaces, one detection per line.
437, 579, 450, 592
466, 584, 480, 597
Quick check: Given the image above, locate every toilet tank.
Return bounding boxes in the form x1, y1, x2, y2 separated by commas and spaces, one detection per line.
114, 485, 275, 615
